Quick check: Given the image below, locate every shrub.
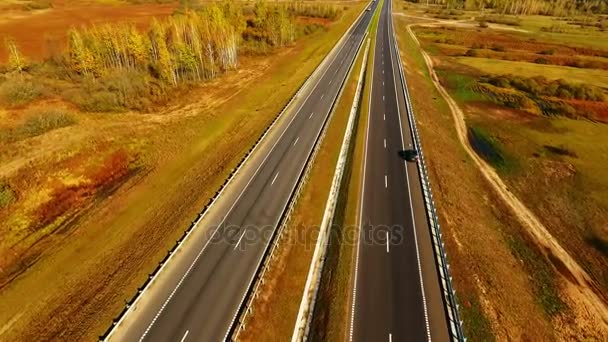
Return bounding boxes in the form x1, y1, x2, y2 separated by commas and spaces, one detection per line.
465, 49, 480, 57
481, 74, 606, 102
67, 89, 122, 113
288, 3, 342, 20
586, 230, 608, 257
491, 44, 506, 52
534, 57, 549, 64
477, 15, 521, 26
565, 59, 605, 69
299, 23, 326, 36
65, 71, 164, 112
543, 145, 577, 158
0, 181, 16, 208
24, 0, 52, 10
0, 78, 43, 106
541, 24, 567, 33
478, 20, 489, 28
19, 107, 77, 138
538, 49, 555, 55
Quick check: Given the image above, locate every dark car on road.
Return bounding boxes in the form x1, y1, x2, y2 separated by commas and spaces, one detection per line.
399, 149, 419, 162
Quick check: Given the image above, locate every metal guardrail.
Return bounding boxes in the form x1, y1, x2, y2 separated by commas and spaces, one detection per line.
99, 7, 367, 340
291, 36, 370, 342
390, 15, 466, 342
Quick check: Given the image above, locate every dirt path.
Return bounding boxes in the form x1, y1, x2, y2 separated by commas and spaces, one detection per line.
403, 21, 608, 330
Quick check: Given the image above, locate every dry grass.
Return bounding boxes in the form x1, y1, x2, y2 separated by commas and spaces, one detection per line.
239, 11, 367, 341
0, 3, 370, 341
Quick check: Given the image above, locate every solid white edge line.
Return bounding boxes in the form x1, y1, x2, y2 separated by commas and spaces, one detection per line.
180, 330, 189, 342
387, 1, 432, 340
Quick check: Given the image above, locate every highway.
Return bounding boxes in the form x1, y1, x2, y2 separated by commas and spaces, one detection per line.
107, 2, 378, 342
350, 0, 451, 341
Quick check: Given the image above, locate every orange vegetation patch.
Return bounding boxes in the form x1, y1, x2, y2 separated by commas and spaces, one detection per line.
416, 26, 608, 69
418, 26, 608, 57
0, 1, 178, 62
296, 15, 332, 26
34, 149, 133, 230
569, 99, 608, 121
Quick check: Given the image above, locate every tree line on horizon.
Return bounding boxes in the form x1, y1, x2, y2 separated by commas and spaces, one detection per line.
407, 0, 608, 15
4, 0, 342, 86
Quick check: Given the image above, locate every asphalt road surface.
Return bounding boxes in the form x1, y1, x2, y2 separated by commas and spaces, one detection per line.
350, 0, 451, 341
108, 2, 378, 342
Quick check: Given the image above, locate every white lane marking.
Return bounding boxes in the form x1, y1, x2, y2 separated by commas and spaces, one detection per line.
293, 137, 299, 146
385, 175, 388, 188
382, 69, 384, 74
384, 138, 386, 148
386, 231, 390, 253
271, 172, 279, 185
309, 112, 314, 119
388, 13, 432, 341
329, 79, 333, 85
321, 93, 325, 99
350, 24, 376, 342
383, 113, 386, 120
234, 230, 246, 250
383, 95, 385, 101
383, 81, 384, 86
389, 333, 393, 342
180, 330, 189, 342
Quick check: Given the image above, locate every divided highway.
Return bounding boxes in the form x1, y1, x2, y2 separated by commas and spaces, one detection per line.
106, 2, 378, 342
350, 0, 451, 341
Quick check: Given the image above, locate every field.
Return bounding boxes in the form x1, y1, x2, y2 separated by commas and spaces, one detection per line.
0, 0, 178, 62
456, 58, 608, 89
0, 1, 367, 341
394, 0, 608, 340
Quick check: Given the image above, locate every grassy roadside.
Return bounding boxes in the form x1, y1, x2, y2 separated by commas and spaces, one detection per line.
392, 3, 557, 340
239, 18, 370, 342
309, 2, 380, 341
0, 4, 368, 342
